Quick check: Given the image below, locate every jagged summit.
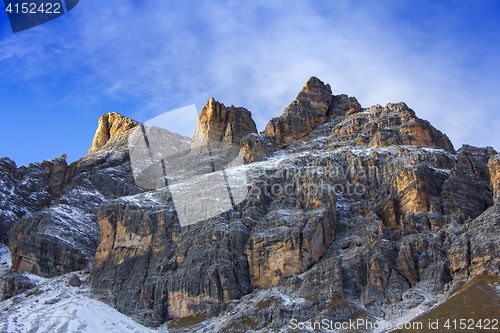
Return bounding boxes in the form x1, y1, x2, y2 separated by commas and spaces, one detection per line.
88, 112, 138, 154
2, 76, 499, 332
263, 76, 334, 148
87, 76, 454, 161
190, 98, 257, 153
189, 76, 455, 164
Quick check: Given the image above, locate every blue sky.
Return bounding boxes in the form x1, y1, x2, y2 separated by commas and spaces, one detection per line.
1, 0, 500, 167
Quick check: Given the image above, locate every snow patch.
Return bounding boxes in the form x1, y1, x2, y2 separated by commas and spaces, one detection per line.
429, 166, 451, 174
0, 270, 155, 333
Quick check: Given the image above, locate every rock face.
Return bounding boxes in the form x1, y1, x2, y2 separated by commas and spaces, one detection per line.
3, 76, 500, 331
191, 98, 257, 153
90, 158, 337, 326
468, 203, 500, 276
89, 137, 496, 327
2, 272, 39, 299
488, 153, 500, 204
327, 93, 362, 117
318, 102, 455, 153
263, 76, 333, 149
0, 155, 67, 244
88, 112, 138, 154
8, 127, 142, 278
238, 133, 275, 164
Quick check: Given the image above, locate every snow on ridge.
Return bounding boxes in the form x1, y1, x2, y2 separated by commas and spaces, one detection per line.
429, 166, 451, 174
120, 190, 171, 207
51, 204, 89, 221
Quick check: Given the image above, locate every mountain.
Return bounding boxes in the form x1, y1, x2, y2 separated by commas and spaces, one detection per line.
1, 76, 499, 332
392, 275, 500, 333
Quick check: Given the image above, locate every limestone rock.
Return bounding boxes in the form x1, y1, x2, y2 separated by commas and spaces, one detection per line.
8, 121, 142, 278
238, 133, 275, 164
91, 190, 253, 326
488, 153, 500, 204
68, 274, 82, 287
0, 157, 65, 244
440, 145, 496, 220
2, 272, 38, 299
444, 224, 470, 280
263, 76, 333, 148
327, 93, 362, 117
85, 82, 500, 330
244, 173, 336, 288
324, 102, 455, 153
40, 155, 68, 196
468, 203, 500, 276
191, 99, 257, 153
4, 76, 500, 331
88, 112, 138, 154
9, 204, 100, 277
90, 155, 337, 326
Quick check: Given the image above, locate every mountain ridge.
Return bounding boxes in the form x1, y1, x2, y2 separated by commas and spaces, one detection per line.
1, 76, 499, 332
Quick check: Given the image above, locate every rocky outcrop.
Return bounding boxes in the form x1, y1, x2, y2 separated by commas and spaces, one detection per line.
91, 189, 253, 326
440, 145, 496, 220
0, 155, 67, 244
3, 76, 500, 331
263, 76, 333, 148
244, 176, 336, 288
90, 154, 338, 325
261, 77, 453, 157
88, 112, 138, 154
316, 102, 456, 153
488, 153, 500, 204
327, 93, 362, 117
191, 98, 257, 153
88, 77, 499, 328
468, 203, 500, 276
2, 272, 39, 299
9, 204, 101, 277
40, 155, 68, 196
238, 133, 275, 164
8, 126, 142, 278
89, 139, 493, 327
157, 142, 495, 330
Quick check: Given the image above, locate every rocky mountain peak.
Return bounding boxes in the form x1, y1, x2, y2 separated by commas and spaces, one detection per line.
3, 76, 500, 331
194, 77, 455, 164
295, 76, 333, 110
88, 112, 138, 154
191, 98, 257, 153
263, 76, 333, 148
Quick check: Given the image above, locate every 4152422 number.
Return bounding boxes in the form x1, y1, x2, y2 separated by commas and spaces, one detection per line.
5, 2, 61, 14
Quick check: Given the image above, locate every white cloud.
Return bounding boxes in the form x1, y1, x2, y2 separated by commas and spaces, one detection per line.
144, 104, 198, 138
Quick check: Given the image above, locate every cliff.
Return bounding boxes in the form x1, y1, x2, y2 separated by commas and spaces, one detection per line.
1, 77, 499, 332
88, 112, 139, 153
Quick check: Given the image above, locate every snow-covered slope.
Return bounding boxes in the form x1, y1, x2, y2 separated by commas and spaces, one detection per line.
0, 245, 155, 333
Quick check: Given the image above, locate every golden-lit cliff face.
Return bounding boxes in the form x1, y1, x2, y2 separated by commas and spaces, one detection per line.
88, 112, 138, 154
